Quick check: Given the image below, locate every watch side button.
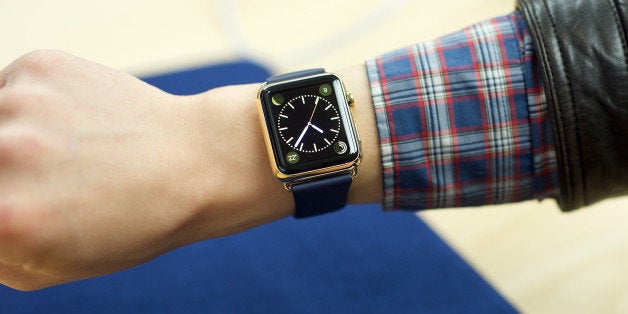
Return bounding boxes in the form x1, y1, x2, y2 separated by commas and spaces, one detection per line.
346, 91, 354, 107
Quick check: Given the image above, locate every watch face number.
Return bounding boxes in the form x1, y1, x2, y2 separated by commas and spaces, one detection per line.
277, 94, 341, 153
286, 151, 299, 164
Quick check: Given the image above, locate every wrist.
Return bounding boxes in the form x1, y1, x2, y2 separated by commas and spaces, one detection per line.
175, 84, 294, 243
172, 64, 381, 242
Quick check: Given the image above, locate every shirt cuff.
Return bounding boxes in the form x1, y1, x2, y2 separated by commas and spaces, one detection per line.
365, 11, 559, 211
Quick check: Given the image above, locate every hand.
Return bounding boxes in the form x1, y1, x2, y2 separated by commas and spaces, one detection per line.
0, 50, 382, 291
0, 50, 294, 290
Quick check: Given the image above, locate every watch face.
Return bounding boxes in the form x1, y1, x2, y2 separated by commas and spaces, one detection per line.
260, 74, 359, 175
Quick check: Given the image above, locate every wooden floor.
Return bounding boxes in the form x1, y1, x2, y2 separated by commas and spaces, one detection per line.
2, 0, 628, 312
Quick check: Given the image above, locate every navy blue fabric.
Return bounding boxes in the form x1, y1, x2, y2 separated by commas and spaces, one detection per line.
266, 68, 325, 83
293, 173, 352, 218
0, 61, 517, 313
143, 61, 271, 94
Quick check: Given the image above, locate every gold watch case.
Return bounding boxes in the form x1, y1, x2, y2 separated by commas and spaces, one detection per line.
256, 71, 362, 190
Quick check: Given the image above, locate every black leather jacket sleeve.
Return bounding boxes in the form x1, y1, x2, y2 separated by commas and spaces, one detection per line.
516, 0, 628, 211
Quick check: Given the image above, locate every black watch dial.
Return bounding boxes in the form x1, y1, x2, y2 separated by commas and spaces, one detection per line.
260, 74, 359, 175
277, 95, 340, 153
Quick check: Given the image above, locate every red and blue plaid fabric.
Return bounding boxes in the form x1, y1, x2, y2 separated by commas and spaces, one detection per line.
365, 12, 559, 211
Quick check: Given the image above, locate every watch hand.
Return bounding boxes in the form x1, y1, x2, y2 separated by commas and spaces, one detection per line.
310, 123, 324, 134
308, 101, 319, 123
295, 124, 310, 147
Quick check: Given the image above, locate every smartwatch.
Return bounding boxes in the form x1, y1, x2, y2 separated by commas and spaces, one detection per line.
257, 69, 361, 218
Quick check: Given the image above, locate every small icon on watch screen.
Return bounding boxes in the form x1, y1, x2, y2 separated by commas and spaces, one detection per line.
319, 84, 332, 97
286, 151, 300, 164
334, 141, 347, 154
272, 94, 284, 106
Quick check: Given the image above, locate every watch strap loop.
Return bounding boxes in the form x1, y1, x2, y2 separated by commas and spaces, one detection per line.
292, 173, 352, 219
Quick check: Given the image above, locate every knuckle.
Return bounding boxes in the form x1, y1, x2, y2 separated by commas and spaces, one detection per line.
0, 202, 62, 291
0, 202, 37, 239
0, 126, 45, 165
0, 200, 54, 250
0, 70, 62, 119
14, 49, 69, 77
0, 83, 38, 107
0, 203, 52, 261
0, 203, 17, 237
0, 82, 48, 110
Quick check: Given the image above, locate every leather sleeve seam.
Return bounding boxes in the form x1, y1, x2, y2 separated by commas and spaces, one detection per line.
539, 0, 586, 207
519, 0, 574, 209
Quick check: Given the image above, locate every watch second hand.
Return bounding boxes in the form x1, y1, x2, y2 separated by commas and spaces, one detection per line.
308, 99, 319, 123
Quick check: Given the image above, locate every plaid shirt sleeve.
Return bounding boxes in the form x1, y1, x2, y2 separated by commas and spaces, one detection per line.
365, 12, 559, 211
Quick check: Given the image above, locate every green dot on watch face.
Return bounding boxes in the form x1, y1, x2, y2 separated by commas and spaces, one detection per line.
272, 94, 284, 106
319, 84, 332, 96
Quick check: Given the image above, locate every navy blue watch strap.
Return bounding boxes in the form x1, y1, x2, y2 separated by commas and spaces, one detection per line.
292, 173, 353, 219
267, 68, 353, 219
266, 68, 325, 83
